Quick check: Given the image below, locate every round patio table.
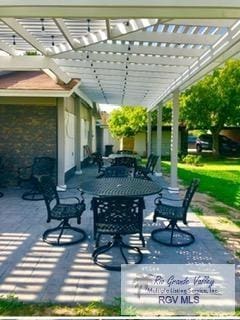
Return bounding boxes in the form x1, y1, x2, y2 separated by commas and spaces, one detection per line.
107, 153, 141, 161
79, 177, 162, 197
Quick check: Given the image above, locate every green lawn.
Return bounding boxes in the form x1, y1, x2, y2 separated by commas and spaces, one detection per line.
162, 157, 240, 210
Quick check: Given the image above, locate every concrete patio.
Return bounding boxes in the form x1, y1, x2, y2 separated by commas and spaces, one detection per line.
0, 166, 239, 307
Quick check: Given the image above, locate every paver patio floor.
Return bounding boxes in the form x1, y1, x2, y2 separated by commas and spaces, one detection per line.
0, 166, 239, 306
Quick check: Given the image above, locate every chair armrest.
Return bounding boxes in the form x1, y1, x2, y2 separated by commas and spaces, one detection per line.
17, 165, 32, 180
59, 196, 81, 204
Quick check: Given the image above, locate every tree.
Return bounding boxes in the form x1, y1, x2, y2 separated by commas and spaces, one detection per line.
108, 106, 147, 138
181, 59, 240, 155
151, 101, 173, 126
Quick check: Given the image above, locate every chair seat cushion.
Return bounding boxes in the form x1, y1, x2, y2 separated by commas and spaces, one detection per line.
51, 203, 85, 220
96, 223, 140, 235
154, 203, 185, 221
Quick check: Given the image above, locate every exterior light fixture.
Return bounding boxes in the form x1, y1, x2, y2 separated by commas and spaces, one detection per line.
40, 18, 45, 31
12, 34, 16, 45
87, 19, 91, 32
51, 35, 55, 46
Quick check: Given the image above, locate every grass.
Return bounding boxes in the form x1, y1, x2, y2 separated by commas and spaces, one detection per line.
162, 156, 240, 210
0, 295, 239, 317
0, 295, 121, 316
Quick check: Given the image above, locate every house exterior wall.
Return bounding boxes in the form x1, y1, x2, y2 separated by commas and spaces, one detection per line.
134, 129, 183, 157
0, 97, 57, 185
64, 96, 76, 173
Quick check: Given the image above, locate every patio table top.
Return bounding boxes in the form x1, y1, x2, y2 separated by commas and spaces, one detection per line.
79, 177, 162, 197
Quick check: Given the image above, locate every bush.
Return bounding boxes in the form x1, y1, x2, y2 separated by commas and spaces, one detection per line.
181, 154, 203, 166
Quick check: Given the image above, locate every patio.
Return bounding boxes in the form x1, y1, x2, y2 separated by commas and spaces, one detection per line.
0, 165, 239, 306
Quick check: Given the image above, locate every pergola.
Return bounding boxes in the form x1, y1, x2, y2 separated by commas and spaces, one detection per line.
1, 0, 240, 188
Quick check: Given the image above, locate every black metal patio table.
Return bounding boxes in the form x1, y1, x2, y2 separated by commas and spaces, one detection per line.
79, 177, 162, 197
79, 177, 162, 270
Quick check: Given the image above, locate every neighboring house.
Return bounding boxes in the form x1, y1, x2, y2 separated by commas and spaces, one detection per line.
96, 111, 120, 155
97, 111, 186, 157
0, 71, 98, 188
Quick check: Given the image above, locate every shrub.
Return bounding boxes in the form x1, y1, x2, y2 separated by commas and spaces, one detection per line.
181, 154, 203, 166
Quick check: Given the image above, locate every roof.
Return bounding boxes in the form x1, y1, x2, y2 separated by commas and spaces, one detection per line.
0, 71, 79, 91
0, 2, 240, 108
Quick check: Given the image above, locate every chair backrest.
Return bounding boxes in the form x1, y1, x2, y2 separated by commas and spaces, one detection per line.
182, 179, 200, 223
38, 175, 60, 221
32, 157, 55, 177
149, 155, 159, 174
116, 150, 133, 155
145, 154, 154, 170
112, 156, 137, 169
91, 196, 145, 235
104, 165, 129, 177
145, 154, 159, 173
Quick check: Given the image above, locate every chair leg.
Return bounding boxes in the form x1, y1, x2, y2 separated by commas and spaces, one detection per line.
151, 220, 195, 247
0, 192, 3, 198
43, 219, 86, 246
92, 234, 143, 271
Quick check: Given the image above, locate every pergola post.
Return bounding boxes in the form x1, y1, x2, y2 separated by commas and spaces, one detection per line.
75, 97, 82, 175
57, 98, 67, 191
147, 111, 152, 157
170, 89, 180, 191
156, 104, 163, 174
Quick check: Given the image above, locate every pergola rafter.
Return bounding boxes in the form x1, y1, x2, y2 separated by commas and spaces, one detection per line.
0, 2, 239, 107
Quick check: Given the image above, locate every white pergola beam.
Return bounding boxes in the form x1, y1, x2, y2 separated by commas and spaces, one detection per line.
67, 70, 181, 79
55, 44, 206, 59
119, 31, 220, 46
55, 52, 195, 66
0, 56, 71, 83
0, 1, 240, 19
52, 18, 157, 55
59, 62, 187, 73
1, 18, 48, 55
54, 18, 78, 50
0, 39, 16, 55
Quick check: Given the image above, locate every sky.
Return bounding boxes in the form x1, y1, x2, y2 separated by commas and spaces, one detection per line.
99, 104, 120, 113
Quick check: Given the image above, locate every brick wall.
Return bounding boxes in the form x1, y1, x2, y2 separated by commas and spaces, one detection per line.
0, 104, 57, 185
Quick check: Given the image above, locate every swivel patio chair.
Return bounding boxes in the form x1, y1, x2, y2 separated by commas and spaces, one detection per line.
116, 149, 134, 155
151, 179, 199, 247
135, 154, 159, 180
38, 175, 86, 246
111, 156, 137, 176
91, 196, 145, 271
102, 165, 129, 178
18, 156, 56, 201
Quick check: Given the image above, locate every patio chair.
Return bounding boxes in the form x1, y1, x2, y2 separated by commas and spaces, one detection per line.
135, 154, 159, 180
91, 152, 106, 173
116, 149, 134, 155
151, 179, 199, 247
111, 156, 137, 176
91, 196, 145, 271
38, 175, 86, 246
102, 165, 129, 178
17, 156, 56, 200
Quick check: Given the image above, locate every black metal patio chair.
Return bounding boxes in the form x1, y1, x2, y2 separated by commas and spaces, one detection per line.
116, 150, 134, 155
135, 154, 159, 180
151, 179, 199, 247
91, 196, 145, 271
38, 175, 86, 246
101, 165, 129, 178
17, 156, 56, 200
111, 156, 137, 176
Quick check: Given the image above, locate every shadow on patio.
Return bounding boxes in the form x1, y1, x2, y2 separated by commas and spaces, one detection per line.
0, 165, 239, 306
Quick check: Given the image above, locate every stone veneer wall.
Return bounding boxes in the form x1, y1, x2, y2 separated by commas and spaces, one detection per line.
0, 104, 57, 185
